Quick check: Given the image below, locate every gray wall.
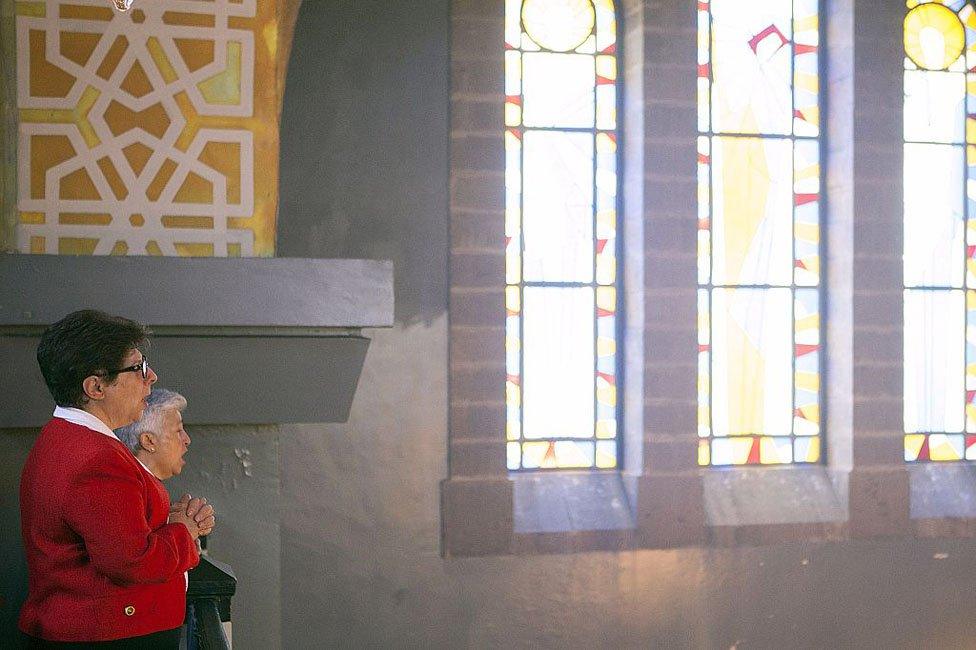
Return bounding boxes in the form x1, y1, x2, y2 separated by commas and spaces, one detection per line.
0, 430, 33, 642
168, 427, 282, 649
277, 0, 447, 324
273, 1, 976, 648
6, 1, 976, 648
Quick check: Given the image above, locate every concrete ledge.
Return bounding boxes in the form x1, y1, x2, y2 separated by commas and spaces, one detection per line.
1, 334, 370, 426
0, 255, 394, 328
0, 256, 395, 426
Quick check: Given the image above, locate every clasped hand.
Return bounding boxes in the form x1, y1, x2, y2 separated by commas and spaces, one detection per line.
168, 493, 215, 540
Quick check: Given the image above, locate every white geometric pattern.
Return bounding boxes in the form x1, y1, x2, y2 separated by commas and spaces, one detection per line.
16, 0, 268, 256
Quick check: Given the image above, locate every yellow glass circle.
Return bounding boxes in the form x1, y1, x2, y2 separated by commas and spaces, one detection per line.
521, 0, 595, 52
904, 3, 966, 71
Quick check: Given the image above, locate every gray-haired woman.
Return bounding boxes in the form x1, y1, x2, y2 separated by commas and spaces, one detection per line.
116, 388, 213, 629
117, 388, 203, 487
118, 389, 214, 541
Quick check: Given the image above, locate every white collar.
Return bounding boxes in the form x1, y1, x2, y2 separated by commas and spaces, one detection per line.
135, 457, 157, 477
53, 406, 120, 442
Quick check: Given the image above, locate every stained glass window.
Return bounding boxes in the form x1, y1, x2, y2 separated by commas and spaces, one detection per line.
903, 0, 976, 462
697, 0, 822, 466
505, 0, 619, 470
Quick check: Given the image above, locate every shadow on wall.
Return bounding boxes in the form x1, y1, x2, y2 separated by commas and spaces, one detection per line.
0, 431, 33, 646
276, 0, 449, 326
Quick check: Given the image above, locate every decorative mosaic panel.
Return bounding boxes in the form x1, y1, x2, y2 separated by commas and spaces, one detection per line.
15, 0, 278, 256
504, 0, 619, 471
696, 0, 822, 466
902, 0, 976, 461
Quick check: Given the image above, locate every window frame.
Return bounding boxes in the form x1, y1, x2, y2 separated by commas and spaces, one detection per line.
441, 0, 976, 558
695, 0, 826, 468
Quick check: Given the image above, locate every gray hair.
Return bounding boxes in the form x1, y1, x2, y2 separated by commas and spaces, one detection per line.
115, 388, 187, 453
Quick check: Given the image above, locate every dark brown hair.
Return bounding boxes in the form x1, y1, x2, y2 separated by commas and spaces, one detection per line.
36, 310, 149, 407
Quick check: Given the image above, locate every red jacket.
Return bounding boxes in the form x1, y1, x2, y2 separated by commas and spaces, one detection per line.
19, 418, 199, 642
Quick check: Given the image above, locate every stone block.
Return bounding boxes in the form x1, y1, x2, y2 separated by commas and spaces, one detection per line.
450, 251, 504, 288
642, 437, 699, 473
449, 288, 504, 327
441, 477, 513, 556
452, 0, 503, 20
451, 16, 503, 63
450, 171, 504, 212
852, 364, 901, 399
451, 98, 501, 134
851, 396, 902, 432
451, 59, 502, 97
645, 177, 697, 215
450, 363, 504, 402
450, 325, 504, 364
634, 472, 707, 547
450, 402, 506, 441
644, 327, 697, 363
449, 439, 508, 477
848, 467, 910, 538
852, 432, 904, 466
451, 132, 505, 173
450, 209, 506, 251
644, 251, 696, 289
644, 289, 696, 326
644, 400, 696, 437
644, 363, 696, 400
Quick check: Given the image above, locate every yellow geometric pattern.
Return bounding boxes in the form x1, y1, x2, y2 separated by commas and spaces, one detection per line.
15, 0, 279, 256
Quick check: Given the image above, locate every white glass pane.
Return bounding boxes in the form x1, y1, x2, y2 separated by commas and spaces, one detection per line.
711, 136, 793, 286
522, 287, 594, 439
904, 143, 965, 288
710, 0, 793, 135
905, 289, 965, 433
505, 51, 522, 96
522, 53, 595, 128
712, 288, 792, 436
523, 131, 594, 282
505, 0, 521, 47
596, 84, 615, 130
904, 70, 965, 144
507, 441, 520, 470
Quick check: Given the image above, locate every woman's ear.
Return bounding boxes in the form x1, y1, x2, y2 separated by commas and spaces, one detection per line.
82, 376, 104, 401
139, 431, 157, 453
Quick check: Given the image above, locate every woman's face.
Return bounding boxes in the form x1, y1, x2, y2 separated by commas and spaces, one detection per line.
148, 409, 191, 480
100, 348, 157, 429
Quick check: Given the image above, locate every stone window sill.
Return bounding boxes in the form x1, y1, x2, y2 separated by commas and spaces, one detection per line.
704, 465, 849, 526
910, 463, 976, 519
510, 471, 637, 554
513, 471, 635, 534
443, 462, 976, 556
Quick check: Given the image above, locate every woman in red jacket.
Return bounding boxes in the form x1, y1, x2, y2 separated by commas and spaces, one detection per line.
20, 310, 215, 649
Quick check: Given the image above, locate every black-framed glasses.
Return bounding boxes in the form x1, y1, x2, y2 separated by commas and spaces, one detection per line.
98, 356, 150, 380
